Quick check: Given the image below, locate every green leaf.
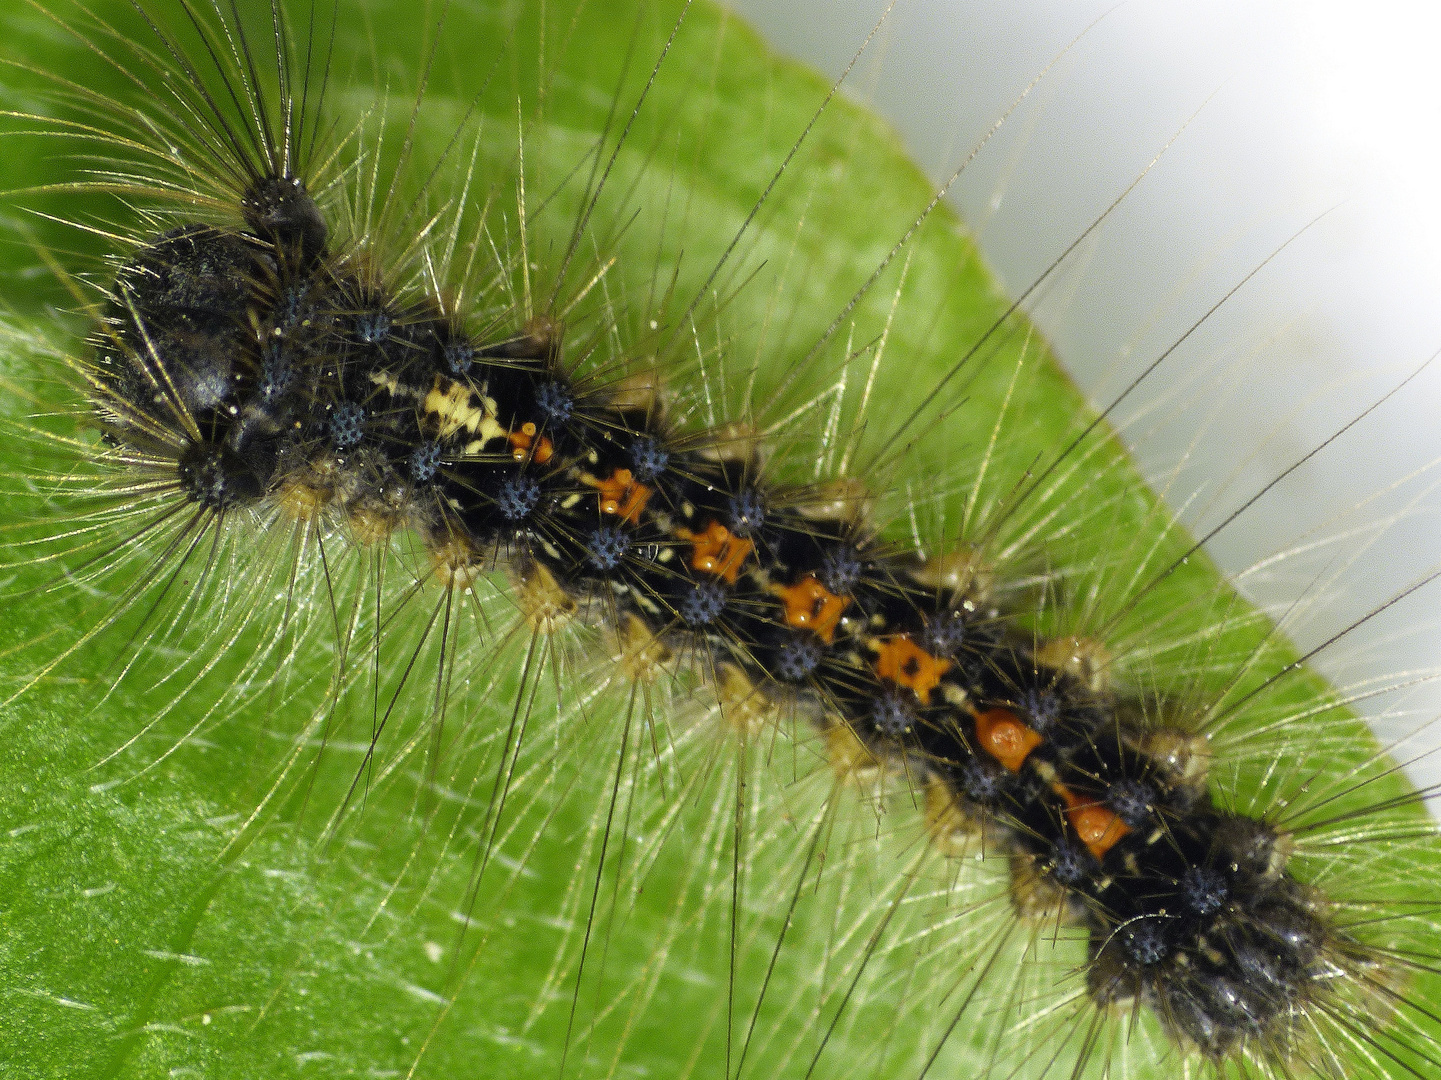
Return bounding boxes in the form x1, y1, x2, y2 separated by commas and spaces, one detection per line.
0, 1, 1431, 1078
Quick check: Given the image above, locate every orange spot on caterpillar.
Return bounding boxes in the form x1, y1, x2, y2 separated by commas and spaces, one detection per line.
773, 575, 849, 643
508, 422, 554, 464
1051, 782, 1130, 860
589, 467, 651, 523
874, 636, 952, 701
676, 520, 753, 584
974, 707, 1043, 772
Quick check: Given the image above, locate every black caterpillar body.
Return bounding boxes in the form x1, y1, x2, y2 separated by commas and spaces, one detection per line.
94, 165, 1354, 1064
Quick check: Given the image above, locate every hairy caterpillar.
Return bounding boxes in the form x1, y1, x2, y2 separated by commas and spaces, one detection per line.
2, 2, 1439, 1079
745, 0, 1441, 795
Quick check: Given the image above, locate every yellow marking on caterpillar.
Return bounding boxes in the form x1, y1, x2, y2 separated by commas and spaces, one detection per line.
424, 375, 506, 447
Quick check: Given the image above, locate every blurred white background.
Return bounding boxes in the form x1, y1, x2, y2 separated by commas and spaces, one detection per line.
731, 0, 1441, 793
